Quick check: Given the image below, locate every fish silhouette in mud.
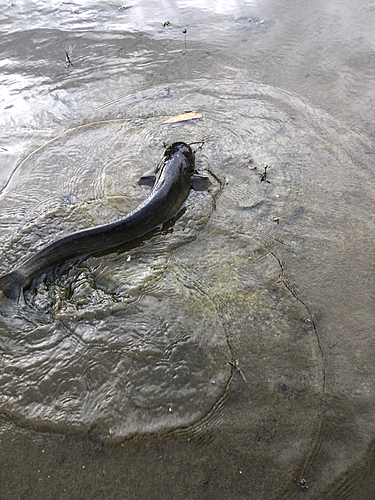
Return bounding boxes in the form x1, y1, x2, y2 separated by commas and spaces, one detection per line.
0, 142, 210, 299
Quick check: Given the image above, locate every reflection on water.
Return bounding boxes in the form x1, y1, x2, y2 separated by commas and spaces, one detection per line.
0, 0, 374, 498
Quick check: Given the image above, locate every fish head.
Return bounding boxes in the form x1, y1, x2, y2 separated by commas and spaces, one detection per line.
164, 142, 195, 175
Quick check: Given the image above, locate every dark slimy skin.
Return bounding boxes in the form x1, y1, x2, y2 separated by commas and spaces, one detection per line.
0, 142, 206, 299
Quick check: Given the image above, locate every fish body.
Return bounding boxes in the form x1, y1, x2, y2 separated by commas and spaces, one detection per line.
0, 142, 209, 299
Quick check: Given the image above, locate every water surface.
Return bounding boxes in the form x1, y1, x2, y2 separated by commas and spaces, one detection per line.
0, 1, 374, 499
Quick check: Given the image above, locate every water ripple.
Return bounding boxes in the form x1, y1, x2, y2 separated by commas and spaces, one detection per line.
1, 77, 371, 445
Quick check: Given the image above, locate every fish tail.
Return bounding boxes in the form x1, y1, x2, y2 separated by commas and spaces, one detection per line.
0, 270, 26, 300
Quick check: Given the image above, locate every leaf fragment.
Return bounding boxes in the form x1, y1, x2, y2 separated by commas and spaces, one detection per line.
161, 112, 202, 124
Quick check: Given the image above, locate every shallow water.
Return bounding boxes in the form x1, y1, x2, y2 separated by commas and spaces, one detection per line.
0, 0, 374, 499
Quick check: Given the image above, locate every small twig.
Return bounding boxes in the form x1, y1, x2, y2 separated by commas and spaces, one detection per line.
183, 28, 187, 53
259, 165, 270, 183
64, 49, 73, 67
228, 359, 247, 383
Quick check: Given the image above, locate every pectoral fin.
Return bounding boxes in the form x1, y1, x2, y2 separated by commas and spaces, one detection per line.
192, 174, 210, 191
138, 174, 156, 187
